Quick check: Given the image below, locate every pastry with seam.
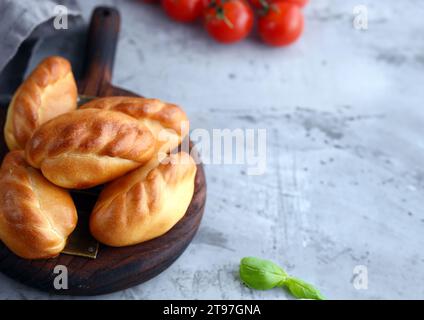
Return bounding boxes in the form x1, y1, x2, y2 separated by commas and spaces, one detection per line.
0, 151, 77, 259
25, 108, 156, 189
4, 56, 77, 150
90, 152, 197, 247
80, 97, 189, 163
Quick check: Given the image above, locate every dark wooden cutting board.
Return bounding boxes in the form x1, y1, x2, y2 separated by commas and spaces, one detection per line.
0, 7, 206, 296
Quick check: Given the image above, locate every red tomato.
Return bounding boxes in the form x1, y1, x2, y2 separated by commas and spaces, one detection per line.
204, 0, 254, 44
249, 0, 265, 8
258, 2, 304, 46
161, 0, 204, 23
250, 0, 308, 9
285, 0, 308, 7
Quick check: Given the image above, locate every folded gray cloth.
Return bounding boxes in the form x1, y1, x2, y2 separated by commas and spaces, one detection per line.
0, 0, 81, 72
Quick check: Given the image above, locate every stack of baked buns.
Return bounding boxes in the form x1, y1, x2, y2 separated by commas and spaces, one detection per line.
0, 56, 197, 259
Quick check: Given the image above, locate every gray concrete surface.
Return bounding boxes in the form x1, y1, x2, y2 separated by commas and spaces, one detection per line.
1, 0, 424, 299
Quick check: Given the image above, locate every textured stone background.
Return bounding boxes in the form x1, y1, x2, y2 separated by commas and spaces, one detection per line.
1, 0, 423, 299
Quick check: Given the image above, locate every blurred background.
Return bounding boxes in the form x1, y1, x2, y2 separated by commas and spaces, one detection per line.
0, 0, 423, 299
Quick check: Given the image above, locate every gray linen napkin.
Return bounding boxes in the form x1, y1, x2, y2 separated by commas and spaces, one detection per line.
0, 0, 81, 73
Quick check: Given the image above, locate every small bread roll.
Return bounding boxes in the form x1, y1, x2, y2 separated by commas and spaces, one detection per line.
25, 108, 156, 189
0, 151, 77, 259
4, 56, 77, 150
90, 152, 197, 247
80, 97, 189, 161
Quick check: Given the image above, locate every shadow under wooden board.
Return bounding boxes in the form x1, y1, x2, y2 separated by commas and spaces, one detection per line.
0, 7, 206, 296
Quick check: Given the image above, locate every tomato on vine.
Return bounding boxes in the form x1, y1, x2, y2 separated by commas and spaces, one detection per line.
161, 0, 204, 23
285, 0, 308, 8
250, 0, 308, 9
258, 1, 304, 46
204, 0, 254, 44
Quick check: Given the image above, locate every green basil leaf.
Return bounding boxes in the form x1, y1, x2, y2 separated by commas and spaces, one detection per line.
239, 257, 288, 290
284, 277, 325, 300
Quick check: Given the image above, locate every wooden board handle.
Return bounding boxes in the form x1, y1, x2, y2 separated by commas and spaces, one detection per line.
79, 7, 120, 96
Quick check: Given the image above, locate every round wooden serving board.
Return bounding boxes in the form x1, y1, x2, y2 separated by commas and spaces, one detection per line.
0, 7, 206, 296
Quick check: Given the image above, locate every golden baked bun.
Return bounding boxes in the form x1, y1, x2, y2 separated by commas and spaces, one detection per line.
0, 151, 77, 259
25, 108, 156, 189
80, 97, 189, 162
4, 56, 77, 150
90, 152, 197, 247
